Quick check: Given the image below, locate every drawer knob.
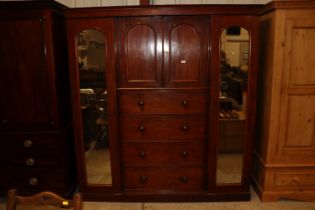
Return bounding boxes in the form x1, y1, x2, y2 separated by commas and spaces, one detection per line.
29, 177, 38, 186
293, 176, 300, 184
180, 176, 188, 183
25, 158, 35, 166
182, 100, 188, 107
24, 139, 33, 148
138, 100, 145, 107
181, 125, 189, 131
181, 151, 189, 158
138, 125, 145, 132
139, 151, 146, 159
140, 176, 148, 183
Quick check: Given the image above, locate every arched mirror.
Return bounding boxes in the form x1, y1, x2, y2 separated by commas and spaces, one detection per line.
216, 26, 249, 185
76, 29, 112, 185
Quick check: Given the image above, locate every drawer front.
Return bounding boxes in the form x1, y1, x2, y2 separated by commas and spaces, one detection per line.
0, 154, 63, 167
0, 167, 69, 191
120, 116, 206, 141
274, 171, 315, 188
119, 91, 208, 115
122, 142, 204, 167
0, 132, 63, 155
124, 167, 204, 190
219, 119, 245, 136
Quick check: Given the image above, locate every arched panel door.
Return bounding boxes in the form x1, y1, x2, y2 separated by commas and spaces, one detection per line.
208, 15, 259, 197
117, 17, 163, 88
67, 18, 120, 196
164, 16, 210, 88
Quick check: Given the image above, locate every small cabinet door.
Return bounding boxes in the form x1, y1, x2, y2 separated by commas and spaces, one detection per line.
117, 16, 209, 88
164, 16, 210, 87
117, 17, 163, 88
0, 15, 54, 129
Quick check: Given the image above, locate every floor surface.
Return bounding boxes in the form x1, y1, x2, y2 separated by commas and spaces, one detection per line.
1, 188, 315, 210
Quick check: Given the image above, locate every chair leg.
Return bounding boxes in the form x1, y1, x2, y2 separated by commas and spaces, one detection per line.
7, 189, 17, 210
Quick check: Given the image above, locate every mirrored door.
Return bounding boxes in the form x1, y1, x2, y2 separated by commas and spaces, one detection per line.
210, 15, 258, 191
76, 29, 112, 185
67, 18, 119, 191
216, 26, 249, 185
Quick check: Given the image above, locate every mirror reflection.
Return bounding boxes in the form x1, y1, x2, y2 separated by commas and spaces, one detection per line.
216, 27, 249, 184
76, 29, 112, 185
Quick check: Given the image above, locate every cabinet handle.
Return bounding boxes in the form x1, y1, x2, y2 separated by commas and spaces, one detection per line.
25, 158, 35, 166
138, 100, 145, 107
29, 177, 38, 186
1, 119, 8, 126
24, 139, 33, 148
181, 151, 189, 158
138, 125, 145, 132
180, 176, 188, 183
140, 175, 148, 183
181, 125, 189, 131
293, 176, 300, 184
139, 151, 146, 159
182, 100, 188, 107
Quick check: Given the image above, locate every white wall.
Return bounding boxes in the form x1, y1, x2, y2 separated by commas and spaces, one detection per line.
54, 0, 272, 7
0, 0, 272, 7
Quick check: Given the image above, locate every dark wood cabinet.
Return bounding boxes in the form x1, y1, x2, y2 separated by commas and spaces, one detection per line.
66, 5, 259, 201
67, 5, 260, 201
0, 1, 260, 201
0, 1, 75, 196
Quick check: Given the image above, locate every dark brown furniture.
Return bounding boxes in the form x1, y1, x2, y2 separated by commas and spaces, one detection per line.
0, 1, 75, 196
66, 5, 259, 201
7, 189, 81, 210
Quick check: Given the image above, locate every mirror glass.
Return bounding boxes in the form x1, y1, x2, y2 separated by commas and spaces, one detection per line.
216, 27, 249, 184
76, 29, 112, 185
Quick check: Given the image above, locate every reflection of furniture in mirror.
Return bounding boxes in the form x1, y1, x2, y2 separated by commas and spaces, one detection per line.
67, 18, 120, 197
217, 26, 250, 185
253, 1, 315, 202
210, 15, 258, 196
66, 6, 258, 201
0, 1, 75, 196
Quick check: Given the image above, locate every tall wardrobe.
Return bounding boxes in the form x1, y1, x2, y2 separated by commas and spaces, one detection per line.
252, 0, 315, 202
1, 0, 315, 203
66, 5, 259, 201
0, 1, 75, 196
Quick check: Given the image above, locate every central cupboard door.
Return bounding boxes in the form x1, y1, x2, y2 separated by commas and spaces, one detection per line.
117, 16, 210, 88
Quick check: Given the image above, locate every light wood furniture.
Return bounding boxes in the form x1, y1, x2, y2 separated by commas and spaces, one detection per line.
252, 0, 315, 202
7, 189, 81, 210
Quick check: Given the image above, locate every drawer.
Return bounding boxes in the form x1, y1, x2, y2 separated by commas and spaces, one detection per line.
124, 167, 204, 190
0, 132, 64, 155
0, 154, 63, 167
219, 119, 245, 136
120, 116, 206, 141
274, 171, 315, 188
0, 167, 69, 191
119, 90, 208, 115
122, 142, 204, 167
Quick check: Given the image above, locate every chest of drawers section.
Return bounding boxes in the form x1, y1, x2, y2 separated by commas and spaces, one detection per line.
118, 90, 208, 191
0, 130, 75, 194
